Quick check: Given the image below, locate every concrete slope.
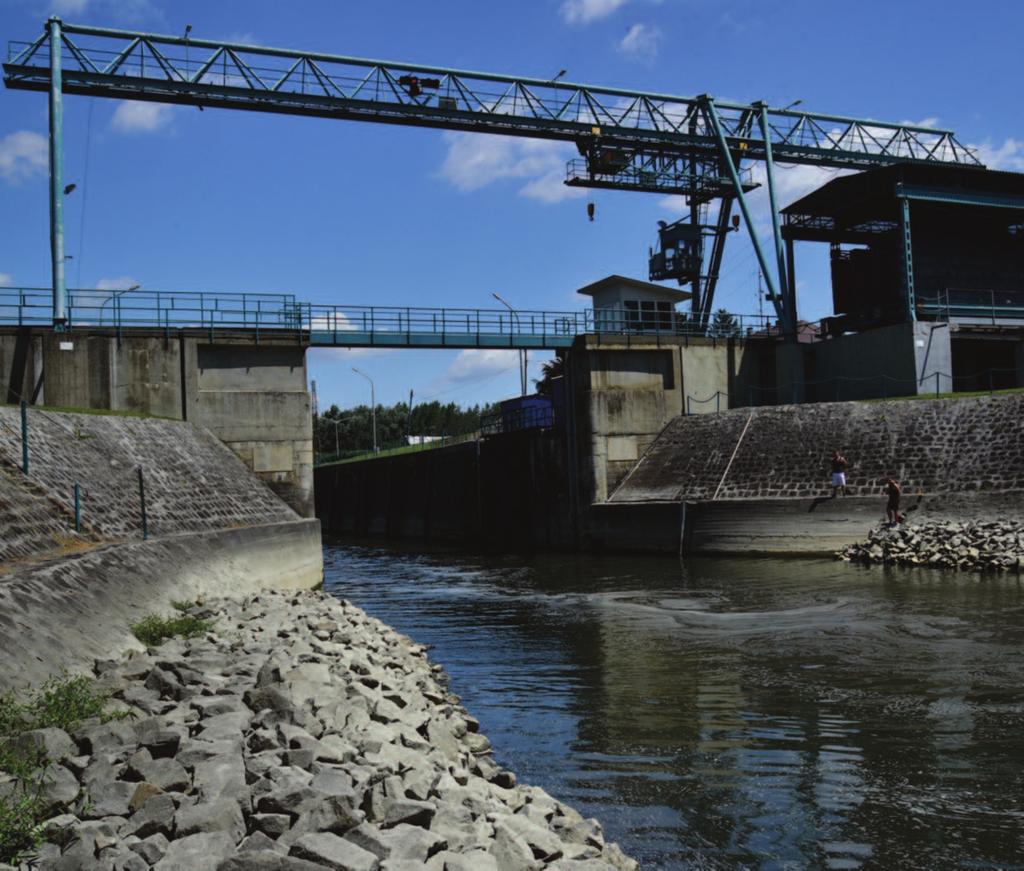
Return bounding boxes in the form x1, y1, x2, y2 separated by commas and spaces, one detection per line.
0, 465, 95, 564
610, 393, 1024, 503
0, 407, 296, 540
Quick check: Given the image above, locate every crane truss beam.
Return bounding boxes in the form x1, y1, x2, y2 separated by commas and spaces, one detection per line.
5, 21, 982, 173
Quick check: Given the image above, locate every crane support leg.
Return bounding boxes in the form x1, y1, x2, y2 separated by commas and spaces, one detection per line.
48, 17, 67, 329
701, 198, 733, 327
704, 97, 790, 337
758, 104, 794, 336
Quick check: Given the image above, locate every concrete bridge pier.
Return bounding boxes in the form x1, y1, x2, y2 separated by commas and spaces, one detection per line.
0, 329, 313, 516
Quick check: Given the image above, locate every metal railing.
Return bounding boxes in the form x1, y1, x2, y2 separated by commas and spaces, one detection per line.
0, 286, 773, 346
918, 288, 1024, 323
480, 404, 555, 435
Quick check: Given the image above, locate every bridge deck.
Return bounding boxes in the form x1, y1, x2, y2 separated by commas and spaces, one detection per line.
0, 288, 585, 350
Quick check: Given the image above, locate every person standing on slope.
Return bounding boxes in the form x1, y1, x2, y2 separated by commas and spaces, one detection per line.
830, 450, 849, 498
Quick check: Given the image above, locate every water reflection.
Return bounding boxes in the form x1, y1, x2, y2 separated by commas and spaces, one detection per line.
323, 541, 1024, 870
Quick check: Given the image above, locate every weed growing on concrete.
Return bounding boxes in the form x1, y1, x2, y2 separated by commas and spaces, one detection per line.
131, 614, 213, 647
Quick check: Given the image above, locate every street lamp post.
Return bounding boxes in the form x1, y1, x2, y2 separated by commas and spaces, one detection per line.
98, 283, 141, 327
492, 292, 527, 396
352, 367, 377, 454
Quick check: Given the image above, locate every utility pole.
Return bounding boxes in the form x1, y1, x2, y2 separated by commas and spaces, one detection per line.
407, 389, 414, 442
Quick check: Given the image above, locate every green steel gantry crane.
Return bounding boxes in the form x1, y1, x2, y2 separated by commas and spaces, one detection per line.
4, 19, 982, 335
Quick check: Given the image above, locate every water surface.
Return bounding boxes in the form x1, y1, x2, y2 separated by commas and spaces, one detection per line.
323, 541, 1024, 870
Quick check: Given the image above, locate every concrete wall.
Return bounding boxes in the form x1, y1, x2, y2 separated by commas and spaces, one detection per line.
0, 519, 322, 692
569, 335, 750, 503
0, 329, 314, 516
801, 321, 954, 402
316, 429, 575, 551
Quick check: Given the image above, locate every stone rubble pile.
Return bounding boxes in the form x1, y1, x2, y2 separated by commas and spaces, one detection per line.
838, 520, 1024, 572
3, 591, 638, 871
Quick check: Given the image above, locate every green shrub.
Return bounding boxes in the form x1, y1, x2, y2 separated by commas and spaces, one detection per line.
0, 790, 43, 864
0, 675, 114, 735
170, 599, 198, 613
131, 614, 213, 647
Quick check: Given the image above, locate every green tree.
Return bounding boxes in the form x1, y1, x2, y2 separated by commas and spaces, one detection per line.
710, 308, 740, 337
534, 356, 565, 397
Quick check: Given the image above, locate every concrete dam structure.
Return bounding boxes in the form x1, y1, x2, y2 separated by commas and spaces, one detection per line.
0, 406, 321, 690
317, 390, 1024, 556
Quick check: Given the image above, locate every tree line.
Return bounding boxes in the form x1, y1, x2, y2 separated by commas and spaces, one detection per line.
315, 400, 497, 458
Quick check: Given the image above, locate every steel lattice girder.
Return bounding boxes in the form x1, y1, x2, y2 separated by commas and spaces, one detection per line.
5, 20, 982, 173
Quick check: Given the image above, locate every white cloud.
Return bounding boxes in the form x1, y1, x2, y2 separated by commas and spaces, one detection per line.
444, 349, 520, 383
438, 132, 585, 204
973, 137, 1024, 172
40, 0, 165, 24
561, 0, 629, 24
95, 276, 139, 290
617, 23, 661, 61
0, 131, 47, 183
111, 102, 173, 134
0, 273, 13, 286
49, 0, 89, 12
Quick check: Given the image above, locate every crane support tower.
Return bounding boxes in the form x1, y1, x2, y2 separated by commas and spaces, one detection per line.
4, 19, 982, 335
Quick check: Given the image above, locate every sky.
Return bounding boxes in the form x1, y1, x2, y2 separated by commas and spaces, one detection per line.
2, 0, 1023, 411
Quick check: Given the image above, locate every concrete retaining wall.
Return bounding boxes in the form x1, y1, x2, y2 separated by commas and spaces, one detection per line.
0, 519, 322, 692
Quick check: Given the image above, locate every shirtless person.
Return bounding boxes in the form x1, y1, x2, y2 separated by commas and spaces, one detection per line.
884, 477, 902, 525
829, 450, 849, 498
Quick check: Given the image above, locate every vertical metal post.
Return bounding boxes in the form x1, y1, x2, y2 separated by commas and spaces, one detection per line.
935, 371, 940, 397
704, 98, 789, 336
757, 104, 793, 334
137, 467, 148, 540
897, 189, 916, 322
74, 482, 81, 532
20, 400, 29, 475
48, 18, 68, 329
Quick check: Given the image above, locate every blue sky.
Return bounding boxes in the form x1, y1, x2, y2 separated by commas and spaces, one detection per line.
2, 0, 1022, 411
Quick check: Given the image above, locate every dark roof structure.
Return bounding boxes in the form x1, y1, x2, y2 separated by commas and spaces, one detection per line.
782, 163, 1024, 243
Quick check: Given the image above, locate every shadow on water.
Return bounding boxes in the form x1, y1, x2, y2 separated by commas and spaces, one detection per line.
322, 537, 1024, 870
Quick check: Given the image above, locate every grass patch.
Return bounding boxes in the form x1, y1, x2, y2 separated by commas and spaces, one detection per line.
1, 402, 176, 421
0, 675, 122, 864
131, 613, 213, 647
0, 674, 114, 735
0, 791, 44, 865
170, 599, 198, 613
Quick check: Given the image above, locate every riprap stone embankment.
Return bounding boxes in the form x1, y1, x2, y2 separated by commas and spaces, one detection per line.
839, 520, 1024, 572
4, 590, 638, 871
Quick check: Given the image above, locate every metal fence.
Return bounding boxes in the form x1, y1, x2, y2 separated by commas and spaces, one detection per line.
687, 365, 1021, 412
918, 288, 1024, 323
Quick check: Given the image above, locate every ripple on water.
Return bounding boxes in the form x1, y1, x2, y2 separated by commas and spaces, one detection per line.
324, 541, 1024, 871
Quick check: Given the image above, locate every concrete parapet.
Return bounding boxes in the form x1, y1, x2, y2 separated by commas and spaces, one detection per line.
0, 518, 322, 692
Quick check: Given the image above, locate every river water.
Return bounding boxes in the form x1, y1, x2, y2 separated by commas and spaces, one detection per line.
323, 540, 1024, 870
